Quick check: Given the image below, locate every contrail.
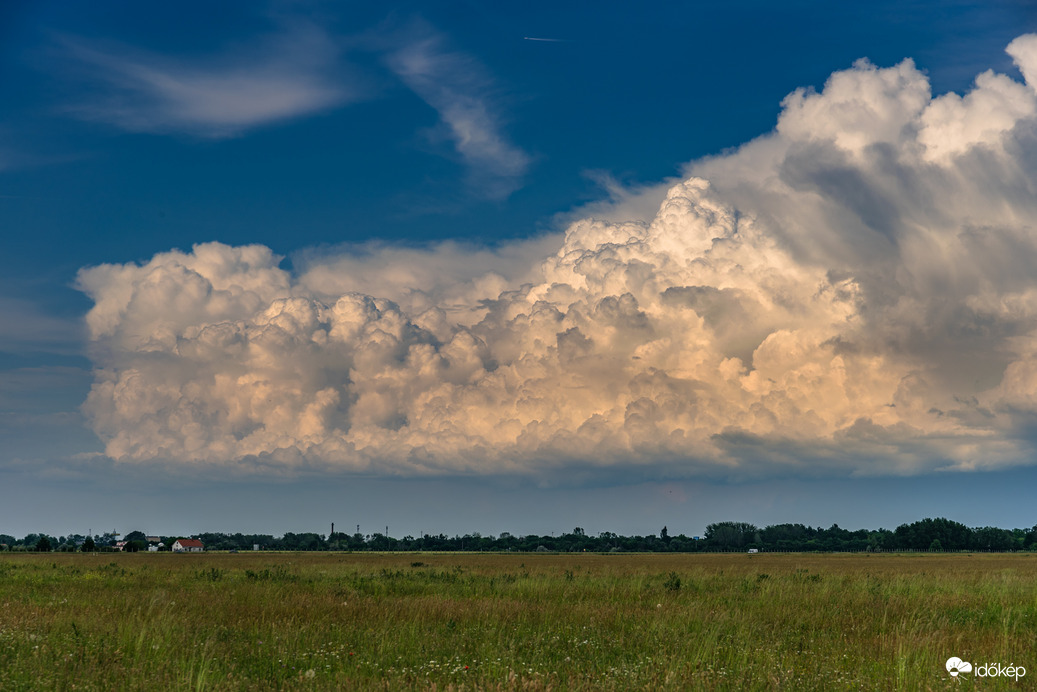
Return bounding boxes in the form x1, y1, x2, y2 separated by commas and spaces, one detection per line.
523, 37, 567, 43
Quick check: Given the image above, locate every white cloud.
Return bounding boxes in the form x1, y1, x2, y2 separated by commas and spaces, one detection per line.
77, 34, 1037, 478
293, 235, 561, 327
777, 58, 931, 155
59, 21, 350, 138
384, 22, 531, 199
51, 15, 531, 194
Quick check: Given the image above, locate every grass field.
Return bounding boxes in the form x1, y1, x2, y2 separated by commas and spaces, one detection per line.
1, 551, 1035, 690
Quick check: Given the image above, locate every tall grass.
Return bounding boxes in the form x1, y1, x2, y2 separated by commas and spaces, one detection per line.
0, 552, 1034, 689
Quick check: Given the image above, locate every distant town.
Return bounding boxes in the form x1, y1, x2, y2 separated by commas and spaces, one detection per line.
2, 517, 1035, 553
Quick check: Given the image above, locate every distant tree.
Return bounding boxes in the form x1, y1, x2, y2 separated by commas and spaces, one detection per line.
929, 539, 943, 552
973, 526, 1014, 551
35, 536, 52, 552
280, 532, 327, 551
660, 526, 669, 541
124, 540, 147, 553
82, 537, 96, 553
705, 522, 757, 549
894, 518, 971, 551
866, 529, 894, 552
124, 530, 147, 543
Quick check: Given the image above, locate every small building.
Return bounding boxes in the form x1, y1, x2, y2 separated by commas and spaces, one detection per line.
115, 541, 127, 551
172, 539, 204, 553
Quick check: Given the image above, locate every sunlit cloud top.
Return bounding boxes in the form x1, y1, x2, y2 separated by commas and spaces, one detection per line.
77, 35, 1037, 478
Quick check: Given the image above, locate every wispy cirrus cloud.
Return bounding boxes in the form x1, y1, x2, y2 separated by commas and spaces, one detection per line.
0, 296, 84, 355
56, 21, 352, 138
52, 14, 532, 197
384, 22, 531, 199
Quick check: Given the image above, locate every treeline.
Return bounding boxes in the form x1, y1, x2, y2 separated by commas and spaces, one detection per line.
702, 518, 1031, 552
2, 518, 1036, 553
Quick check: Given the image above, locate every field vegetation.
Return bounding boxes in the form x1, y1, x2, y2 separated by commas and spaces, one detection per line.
1, 552, 1035, 690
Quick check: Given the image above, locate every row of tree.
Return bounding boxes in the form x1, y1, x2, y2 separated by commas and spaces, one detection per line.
702, 518, 1030, 552
2, 518, 1036, 553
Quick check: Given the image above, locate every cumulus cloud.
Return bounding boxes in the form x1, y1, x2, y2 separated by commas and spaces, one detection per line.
293, 235, 562, 324
58, 21, 350, 138
78, 34, 1037, 477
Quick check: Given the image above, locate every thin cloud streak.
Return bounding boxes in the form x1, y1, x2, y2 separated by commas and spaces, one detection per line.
0, 297, 84, 355
385, 22, 531, 199
52, 15, 532, 196
55, 21, 352, 138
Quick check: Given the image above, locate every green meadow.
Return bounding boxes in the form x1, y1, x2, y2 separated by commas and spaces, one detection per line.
1, 552, 1035, 690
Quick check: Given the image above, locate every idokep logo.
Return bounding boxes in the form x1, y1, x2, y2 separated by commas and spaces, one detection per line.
946, 656, 1026, 681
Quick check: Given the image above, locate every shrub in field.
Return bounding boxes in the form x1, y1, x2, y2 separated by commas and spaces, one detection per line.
244, 564, 297, 582
196, 567, 225, 582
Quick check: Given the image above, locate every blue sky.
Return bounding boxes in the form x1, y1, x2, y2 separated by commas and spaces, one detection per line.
4, 1, 1037, 539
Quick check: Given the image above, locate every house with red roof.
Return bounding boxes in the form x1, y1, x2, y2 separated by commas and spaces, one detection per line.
172, 539, 204, 553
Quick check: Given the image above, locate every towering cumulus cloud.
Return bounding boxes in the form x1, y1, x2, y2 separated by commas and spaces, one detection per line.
79, 36, 1037, 476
